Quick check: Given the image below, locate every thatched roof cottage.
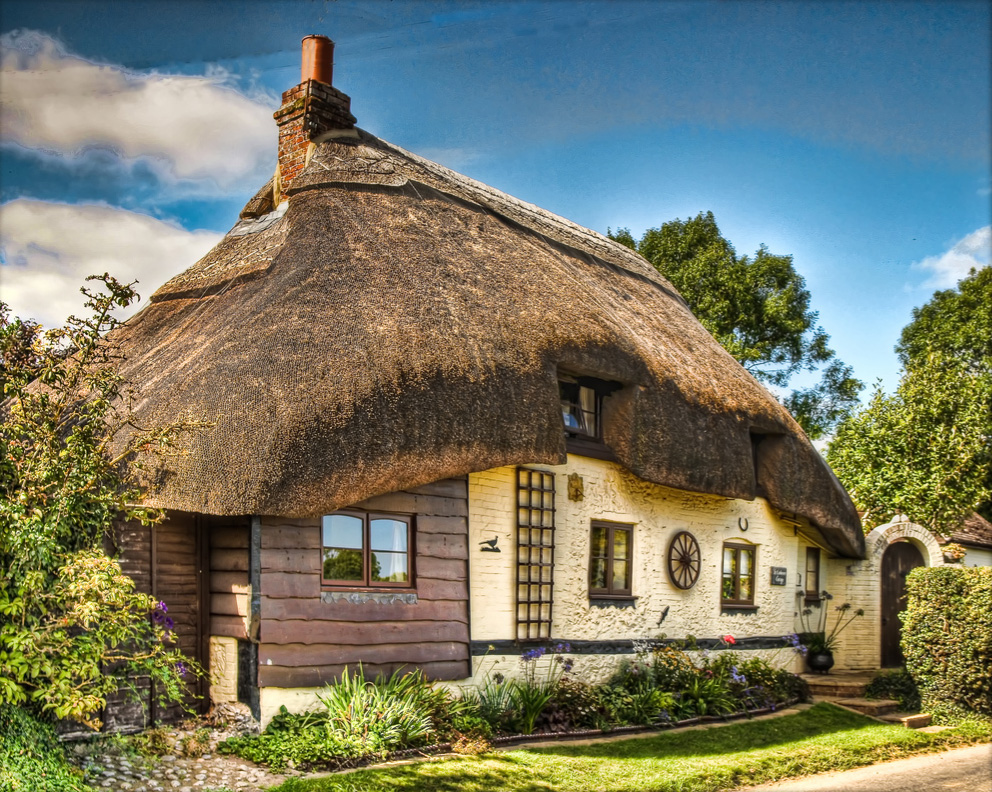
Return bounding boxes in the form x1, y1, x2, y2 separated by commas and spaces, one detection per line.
107, 37, 865, 727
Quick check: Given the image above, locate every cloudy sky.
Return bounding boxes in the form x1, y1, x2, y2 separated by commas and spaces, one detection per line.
0, 0, 989, 396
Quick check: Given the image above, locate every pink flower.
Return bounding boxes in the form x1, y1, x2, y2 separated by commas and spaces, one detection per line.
722, 634, 736, 645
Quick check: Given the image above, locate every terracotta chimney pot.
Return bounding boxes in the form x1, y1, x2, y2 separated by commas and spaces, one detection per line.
301, 35, 333, 85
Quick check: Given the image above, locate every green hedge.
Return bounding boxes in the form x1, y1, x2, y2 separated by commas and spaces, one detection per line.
902, 566, 992, 722
0, 705, 90, 792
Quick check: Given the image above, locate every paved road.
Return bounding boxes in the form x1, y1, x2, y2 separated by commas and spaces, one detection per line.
742, 743, 992, 792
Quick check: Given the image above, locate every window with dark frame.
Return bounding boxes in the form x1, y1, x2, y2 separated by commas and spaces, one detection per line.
559, 380, 601, 439
589, 521, 633, 599
321, 511, 412, 588
805, 547, 821, 601
516, 468, 556, 641
721, 541, 756, 607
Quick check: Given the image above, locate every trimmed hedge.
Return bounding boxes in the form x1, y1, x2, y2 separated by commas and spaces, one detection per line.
902, 565, 992, 722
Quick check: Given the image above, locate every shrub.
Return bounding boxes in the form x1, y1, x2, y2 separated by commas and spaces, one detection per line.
317, 667, 434, 750
538, 678, 601, 732
0, 282, 205, 728
0, 704, 89, 791
221, 667, 466, 770
902, 566, 992, 722
649, 645, 697, 691
465, 675, 517, 734
672, 674, 736, 719
865, 669, 921, 712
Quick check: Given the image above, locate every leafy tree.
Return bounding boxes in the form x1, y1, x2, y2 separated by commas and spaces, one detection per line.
0, 276, 204, 728
826, 354, 991, 532
610, 212, 861, 439
896, 266, 991, 375
896, 266, 992, 521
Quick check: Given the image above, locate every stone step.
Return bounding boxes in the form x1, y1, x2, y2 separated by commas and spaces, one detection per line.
801, 674, 876, 699
879, 712, 933, 729
832, 698, 901, 716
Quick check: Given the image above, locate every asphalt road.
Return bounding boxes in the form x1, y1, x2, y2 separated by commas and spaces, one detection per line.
742, 743, 992, 792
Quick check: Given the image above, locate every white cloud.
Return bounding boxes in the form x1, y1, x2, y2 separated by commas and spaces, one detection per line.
0, 30, 275, 190
912, 226, 991, 289
0, 199, 221, 328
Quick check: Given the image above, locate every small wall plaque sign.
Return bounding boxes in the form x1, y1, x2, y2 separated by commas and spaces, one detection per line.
770, 567, 787, 586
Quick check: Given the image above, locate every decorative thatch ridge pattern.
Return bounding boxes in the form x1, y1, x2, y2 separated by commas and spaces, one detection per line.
113, 129, 864, 558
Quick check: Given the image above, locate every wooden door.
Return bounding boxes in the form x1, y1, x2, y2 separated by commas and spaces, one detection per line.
152, 514, 209, 722
104, 513, 208, 730
880, 541, 924, 667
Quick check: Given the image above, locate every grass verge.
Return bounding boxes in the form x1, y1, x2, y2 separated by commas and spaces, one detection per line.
267, 703, 992, 792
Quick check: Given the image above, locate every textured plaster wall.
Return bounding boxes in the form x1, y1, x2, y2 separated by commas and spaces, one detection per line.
464, 646, 802, 689
467, 457, 812, 668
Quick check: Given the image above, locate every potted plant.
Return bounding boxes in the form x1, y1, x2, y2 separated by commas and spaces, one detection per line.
798, 592, 864, 674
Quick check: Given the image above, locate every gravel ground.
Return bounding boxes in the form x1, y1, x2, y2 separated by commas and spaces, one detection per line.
70, 704, 297, 792
78, 750, 293, 792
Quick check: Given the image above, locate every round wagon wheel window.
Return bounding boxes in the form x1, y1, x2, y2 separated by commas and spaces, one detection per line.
667, 530, 701, 590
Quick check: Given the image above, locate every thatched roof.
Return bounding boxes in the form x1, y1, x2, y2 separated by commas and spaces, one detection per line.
113, 128, 864, 558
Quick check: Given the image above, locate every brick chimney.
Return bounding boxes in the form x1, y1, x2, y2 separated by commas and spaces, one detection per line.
273, 35, 356, 200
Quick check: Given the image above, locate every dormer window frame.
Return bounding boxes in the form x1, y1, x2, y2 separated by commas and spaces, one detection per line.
558, 374, 622, 461
560, 379, 603, 441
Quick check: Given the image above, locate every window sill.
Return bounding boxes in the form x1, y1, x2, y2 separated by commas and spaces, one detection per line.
321, 590, 418, 605
565, 435, 617, 462
589, 596, 638, 609
720, 604, 758, 615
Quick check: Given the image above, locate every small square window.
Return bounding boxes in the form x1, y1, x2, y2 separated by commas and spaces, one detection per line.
721, 542, 756, 607
322, 511, 412, 588
589, 521, 633, 598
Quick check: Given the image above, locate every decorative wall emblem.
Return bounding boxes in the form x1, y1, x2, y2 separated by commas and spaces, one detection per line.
667, 530, 701, 590
567, 473, 584, 501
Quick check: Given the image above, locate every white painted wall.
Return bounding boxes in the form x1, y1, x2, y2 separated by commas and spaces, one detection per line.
958, 546, 992, 567
467, 456, 814, 683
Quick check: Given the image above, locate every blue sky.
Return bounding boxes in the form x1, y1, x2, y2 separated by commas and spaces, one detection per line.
1, 0, 989, 398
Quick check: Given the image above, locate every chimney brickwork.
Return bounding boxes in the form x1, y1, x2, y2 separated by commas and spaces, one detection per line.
274, 37, 355, 198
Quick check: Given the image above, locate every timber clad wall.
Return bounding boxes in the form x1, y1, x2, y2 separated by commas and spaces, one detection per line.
257, 477, 471, 688
208, 516, 250, 640
104, 513, 206, 729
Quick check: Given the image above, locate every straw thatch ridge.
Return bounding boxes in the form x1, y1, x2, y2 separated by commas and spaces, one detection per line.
112, 128, 864, 558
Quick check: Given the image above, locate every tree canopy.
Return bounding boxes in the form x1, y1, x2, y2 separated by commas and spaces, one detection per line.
827, 266, 992, 532
610, 212, 861, 439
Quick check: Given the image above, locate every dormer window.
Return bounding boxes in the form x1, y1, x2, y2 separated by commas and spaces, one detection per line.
560, 380, 601, 439
558, 374, 623, 461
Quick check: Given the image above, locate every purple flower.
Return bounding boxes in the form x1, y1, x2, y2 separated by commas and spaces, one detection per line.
562, 659, 574, 673
176, 661, 187, 678
164, 616, 175, 632
730, 666, 746, 684
158, 601, 168, 612
521, 647, 546, 662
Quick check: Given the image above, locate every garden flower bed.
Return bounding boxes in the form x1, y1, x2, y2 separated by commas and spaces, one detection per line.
219, 639, 810, 773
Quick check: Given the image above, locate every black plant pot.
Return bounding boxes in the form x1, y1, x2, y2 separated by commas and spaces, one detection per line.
806, 651, 835, 674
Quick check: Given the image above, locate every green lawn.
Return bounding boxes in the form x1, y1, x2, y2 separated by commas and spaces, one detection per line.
268, 703, 992, 792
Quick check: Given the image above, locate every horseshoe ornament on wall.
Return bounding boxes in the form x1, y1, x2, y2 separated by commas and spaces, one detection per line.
667, 530, 701, 590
